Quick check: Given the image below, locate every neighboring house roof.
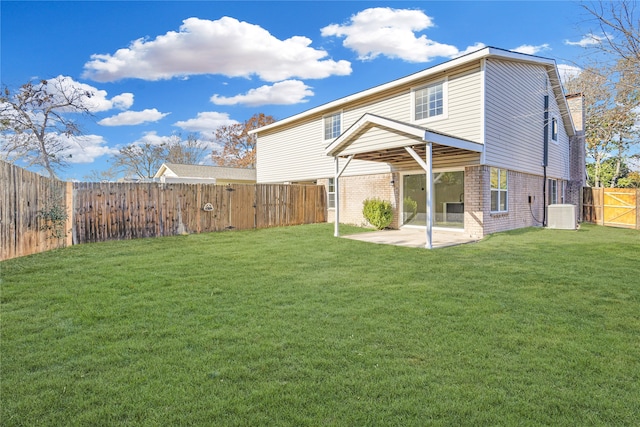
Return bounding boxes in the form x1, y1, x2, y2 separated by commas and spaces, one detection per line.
250, 46, 575, 137
154, 163, 256, 181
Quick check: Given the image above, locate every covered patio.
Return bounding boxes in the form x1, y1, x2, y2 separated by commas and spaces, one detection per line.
343, 227, 480, 249
325, 113, 484, 249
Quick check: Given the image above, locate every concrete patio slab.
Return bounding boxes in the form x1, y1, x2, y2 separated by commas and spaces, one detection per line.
342, 228, 480, 249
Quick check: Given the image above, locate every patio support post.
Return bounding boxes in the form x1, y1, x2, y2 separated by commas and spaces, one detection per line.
425, 142, 433, 249
405, 145, 433, 249
334, 156, 340, 237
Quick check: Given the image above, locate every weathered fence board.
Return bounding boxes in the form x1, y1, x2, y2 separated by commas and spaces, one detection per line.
2, 161, 327, 260
71, 182, 327, 245
1, 161, 70, 260
582, 187, 639, 229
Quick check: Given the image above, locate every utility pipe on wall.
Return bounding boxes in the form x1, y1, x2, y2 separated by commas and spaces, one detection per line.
543, 94, 549, 227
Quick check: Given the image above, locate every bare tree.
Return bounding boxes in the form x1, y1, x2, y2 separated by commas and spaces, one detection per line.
110, 142, 168, 180
0, 77, 94, 179
166, 133, 209, 164
109, 133, 210, 180
583, 0, 640, 66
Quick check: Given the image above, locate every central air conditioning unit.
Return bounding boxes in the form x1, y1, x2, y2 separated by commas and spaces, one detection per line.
547, 204, 577, 230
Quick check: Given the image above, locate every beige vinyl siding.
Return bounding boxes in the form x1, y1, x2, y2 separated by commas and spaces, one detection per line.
420, 65, 483, 142
339, 126, 423, 156
546, 98, 571, 180
257, 62, 484, 183
256, 117, 391, 183
484, 59, 570, 180
342, 88, 410, 124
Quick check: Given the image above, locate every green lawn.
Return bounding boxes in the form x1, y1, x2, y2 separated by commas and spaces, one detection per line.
1, 223, 639, 426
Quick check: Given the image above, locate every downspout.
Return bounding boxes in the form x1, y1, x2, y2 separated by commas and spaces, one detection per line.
543, 95, 549, 227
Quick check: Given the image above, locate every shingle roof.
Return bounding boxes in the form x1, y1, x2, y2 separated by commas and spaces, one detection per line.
157, 163, 256, 181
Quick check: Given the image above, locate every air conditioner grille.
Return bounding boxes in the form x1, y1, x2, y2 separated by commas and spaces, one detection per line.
547, 204, 576, 230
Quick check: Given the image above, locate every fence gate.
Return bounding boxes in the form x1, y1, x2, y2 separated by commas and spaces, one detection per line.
583, 187, 639, 229
603, 189, 637, 228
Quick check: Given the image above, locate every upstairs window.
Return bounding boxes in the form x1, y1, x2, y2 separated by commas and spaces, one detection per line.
551, 117, 558, 141
324, 112, 341, 140
414, 81, 444, 121
490, 168, 508, 212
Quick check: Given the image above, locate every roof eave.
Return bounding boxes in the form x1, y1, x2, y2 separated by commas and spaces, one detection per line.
251, 47, 559, 136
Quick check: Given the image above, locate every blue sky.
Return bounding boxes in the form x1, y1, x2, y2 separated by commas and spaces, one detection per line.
2, 0, 598, 180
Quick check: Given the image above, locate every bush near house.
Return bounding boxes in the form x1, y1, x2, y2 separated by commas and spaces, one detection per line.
362, 198, 393, 229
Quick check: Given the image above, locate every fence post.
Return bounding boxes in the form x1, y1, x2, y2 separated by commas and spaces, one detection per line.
64, 181, 73, 247
637, 189, 640, 230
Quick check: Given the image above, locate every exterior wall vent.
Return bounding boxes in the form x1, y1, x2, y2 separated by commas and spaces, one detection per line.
547, 204, 577, 230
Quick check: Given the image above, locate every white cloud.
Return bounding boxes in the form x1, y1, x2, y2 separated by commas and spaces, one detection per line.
110, 93, 135, 110
321, 7, 479, 63
174, 112, 238, 133
61, 134, 118, 164
132, 131, 170, 146
565, 34, 610, 47
211, 80, 314, 106
557, 64, 583, 85
511, 44, 551, 55
82, 17, 351, 82
98, 108, 169, 126
48, 75, 134, 112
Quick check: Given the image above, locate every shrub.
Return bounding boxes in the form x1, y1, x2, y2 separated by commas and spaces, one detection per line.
362, 198, 393, 230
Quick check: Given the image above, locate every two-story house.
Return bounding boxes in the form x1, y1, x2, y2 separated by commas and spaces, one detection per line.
251, 47, 585, 246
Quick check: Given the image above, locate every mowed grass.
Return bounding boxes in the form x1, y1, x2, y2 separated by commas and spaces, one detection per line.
1, 223, 639, 426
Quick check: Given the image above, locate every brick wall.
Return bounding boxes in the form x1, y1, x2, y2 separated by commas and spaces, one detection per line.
465, 166, 546, 238
566, 94, 586, 222
320, 173, 397, 228
324, 166, 563, 237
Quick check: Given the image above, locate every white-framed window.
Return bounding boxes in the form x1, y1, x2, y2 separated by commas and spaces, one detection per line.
324, 112, 341, 140
413, 80, 446, 122
551, 117, 558, 141
548, 179, 558, 205
490, 167, 508, 212
328, 178, 336, 208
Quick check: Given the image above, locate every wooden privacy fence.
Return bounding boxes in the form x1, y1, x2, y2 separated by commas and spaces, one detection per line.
1, 161, 327, 260
583, 187, 640, 229
72, 182, 326, 244
1, 161, 73, 260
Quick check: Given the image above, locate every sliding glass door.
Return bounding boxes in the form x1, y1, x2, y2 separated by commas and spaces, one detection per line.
402, 171, 464, 229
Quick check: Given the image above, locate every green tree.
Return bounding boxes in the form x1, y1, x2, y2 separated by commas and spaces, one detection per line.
565, 62, 639, 187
